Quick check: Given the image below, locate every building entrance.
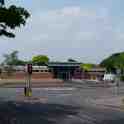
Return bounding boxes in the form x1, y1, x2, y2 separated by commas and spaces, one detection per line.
57, 72, 70, 80
48, 62, 81, 80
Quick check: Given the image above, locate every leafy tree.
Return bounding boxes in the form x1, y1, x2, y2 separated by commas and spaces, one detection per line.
3, 50, 18, 65
32, 55, 49, 65
2, 50, 27, 66
2, 50, 18, 75
100, 52, 124, 73
0, 0, 30, 38
80, 63, 94, 71
2, 50, 28, 75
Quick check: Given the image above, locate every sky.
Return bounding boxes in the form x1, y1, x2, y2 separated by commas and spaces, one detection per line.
1, 0, 124, 63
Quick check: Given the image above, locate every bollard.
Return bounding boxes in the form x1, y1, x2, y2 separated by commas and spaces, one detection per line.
24, 87, 32, 97
28, 88, 32, 97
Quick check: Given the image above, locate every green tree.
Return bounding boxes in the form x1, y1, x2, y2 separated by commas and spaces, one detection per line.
80, 63, 94, 71
3, 50, 18, 65
2, 50, 27, 66
2, 50, 18, 75
2, 50, 28, 75
100, 52, 124, 73
32, 55, 49, 65
0, 0, 30, 38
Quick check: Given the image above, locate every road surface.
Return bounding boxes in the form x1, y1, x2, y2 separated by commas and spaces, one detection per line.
0, 81, 124, 123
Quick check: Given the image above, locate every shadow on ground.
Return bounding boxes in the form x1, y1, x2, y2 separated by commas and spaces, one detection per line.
0, 101, 79, 124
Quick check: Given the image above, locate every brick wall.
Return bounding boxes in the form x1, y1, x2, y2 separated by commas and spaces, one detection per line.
0, 72, 54, 79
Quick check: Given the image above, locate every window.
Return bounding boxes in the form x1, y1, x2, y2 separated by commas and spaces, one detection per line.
34, 70, 39, 72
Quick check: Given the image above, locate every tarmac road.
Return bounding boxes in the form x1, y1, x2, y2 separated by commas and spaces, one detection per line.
0, 101, 124, 124
0, 81, 124, 124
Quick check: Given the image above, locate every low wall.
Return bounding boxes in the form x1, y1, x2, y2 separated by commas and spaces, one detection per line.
0, 72, 54, 79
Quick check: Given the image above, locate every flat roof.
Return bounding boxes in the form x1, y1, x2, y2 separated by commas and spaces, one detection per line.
48, 62, 81, 67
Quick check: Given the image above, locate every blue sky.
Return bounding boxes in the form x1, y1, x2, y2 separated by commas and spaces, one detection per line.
1, 0, 124, 63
